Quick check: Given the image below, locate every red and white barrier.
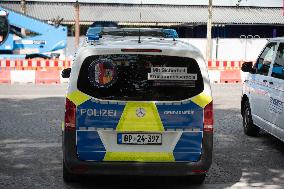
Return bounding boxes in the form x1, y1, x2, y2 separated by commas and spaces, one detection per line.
35, 70, 60, 84
207, 60, 253, 83
220, 70, 242, 83
208, 60, 243, 70
0, 59, 71, 84
0, 59, 72, 69
0, 69, 68, 84
208, 70, 246, 84
0, 69, 11, 84
0, 59, 250, 84
208, 70, 221, 83
2, 59, 243, 70
11, 70, 35, 84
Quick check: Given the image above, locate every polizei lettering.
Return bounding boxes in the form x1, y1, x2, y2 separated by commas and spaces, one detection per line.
80, 109, 117, 117
164, 110, 194, 115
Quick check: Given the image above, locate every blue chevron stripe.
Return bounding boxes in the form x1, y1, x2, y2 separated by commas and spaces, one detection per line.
173, 131, 203, 162
77, 131, 106, 161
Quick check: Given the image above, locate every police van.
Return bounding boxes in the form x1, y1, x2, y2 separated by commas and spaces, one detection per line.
61, 36, 213, 184
241, 38, 284, 141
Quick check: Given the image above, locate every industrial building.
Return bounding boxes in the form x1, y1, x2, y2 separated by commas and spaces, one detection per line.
1, 0, 284, 38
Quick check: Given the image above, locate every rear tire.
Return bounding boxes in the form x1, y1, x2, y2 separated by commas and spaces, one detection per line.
189, 174, 206, 185
63, 161, 77, 183
243, 100, 259, 136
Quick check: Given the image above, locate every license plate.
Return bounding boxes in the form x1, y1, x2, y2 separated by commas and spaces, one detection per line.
117, 133, 162, 145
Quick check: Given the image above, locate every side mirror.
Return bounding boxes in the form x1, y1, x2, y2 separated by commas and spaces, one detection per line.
62, 68, 71, 78
241, 62, 253, 73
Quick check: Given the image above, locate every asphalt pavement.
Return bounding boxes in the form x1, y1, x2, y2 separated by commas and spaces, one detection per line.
0, 84, 283, 189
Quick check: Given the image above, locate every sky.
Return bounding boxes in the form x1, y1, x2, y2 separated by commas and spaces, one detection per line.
4, 0, 283, 7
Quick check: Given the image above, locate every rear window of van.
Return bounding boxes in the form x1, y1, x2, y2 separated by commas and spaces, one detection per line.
77, 55, 204, 101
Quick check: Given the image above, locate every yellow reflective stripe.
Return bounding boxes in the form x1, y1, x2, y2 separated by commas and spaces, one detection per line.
66, 90, 90, 106
191, 92, 212, 108
103, 152, 175, 162
116, 102, 164, 132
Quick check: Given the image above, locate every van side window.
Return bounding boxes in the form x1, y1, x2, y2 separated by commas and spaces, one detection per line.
271, 43, 284, 80
255, 42, 277, 76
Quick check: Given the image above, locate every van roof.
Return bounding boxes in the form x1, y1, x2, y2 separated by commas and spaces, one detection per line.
83, 37, 202, 55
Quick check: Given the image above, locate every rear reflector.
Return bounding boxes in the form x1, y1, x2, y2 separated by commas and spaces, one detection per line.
204, 101, 213, 132
64, 98, 76, 131
192, 170, 208, 173
71, 165, 89, 173
121, 49, 162, 53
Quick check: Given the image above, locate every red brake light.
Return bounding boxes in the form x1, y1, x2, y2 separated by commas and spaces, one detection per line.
121, 49, 162, 53
204, 101, 213, 132
64, 98, 76, 131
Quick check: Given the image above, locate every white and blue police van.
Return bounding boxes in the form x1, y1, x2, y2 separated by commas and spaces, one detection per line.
61, 35, 214, 184
241, 38, 284, 141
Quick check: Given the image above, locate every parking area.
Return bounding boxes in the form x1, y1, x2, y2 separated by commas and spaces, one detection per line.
0, 84, 283, 189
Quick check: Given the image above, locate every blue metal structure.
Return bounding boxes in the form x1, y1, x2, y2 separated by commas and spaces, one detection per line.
0, 6, 67, 59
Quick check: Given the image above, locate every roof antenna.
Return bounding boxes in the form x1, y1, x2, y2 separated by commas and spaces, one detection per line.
138, 0, 142, 43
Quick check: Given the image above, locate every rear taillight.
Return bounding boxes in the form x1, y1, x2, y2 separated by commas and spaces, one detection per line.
204, 101, 213, 132
64, 98, 76, 131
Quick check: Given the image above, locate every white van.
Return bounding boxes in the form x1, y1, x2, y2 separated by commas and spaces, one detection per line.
241, 38, 284, 141
61, 36, 213, 184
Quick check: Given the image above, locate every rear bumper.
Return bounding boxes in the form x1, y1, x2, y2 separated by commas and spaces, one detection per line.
63, 130, 213, 176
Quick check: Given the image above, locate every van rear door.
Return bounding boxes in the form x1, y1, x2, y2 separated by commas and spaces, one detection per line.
75, 54, 210, 162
